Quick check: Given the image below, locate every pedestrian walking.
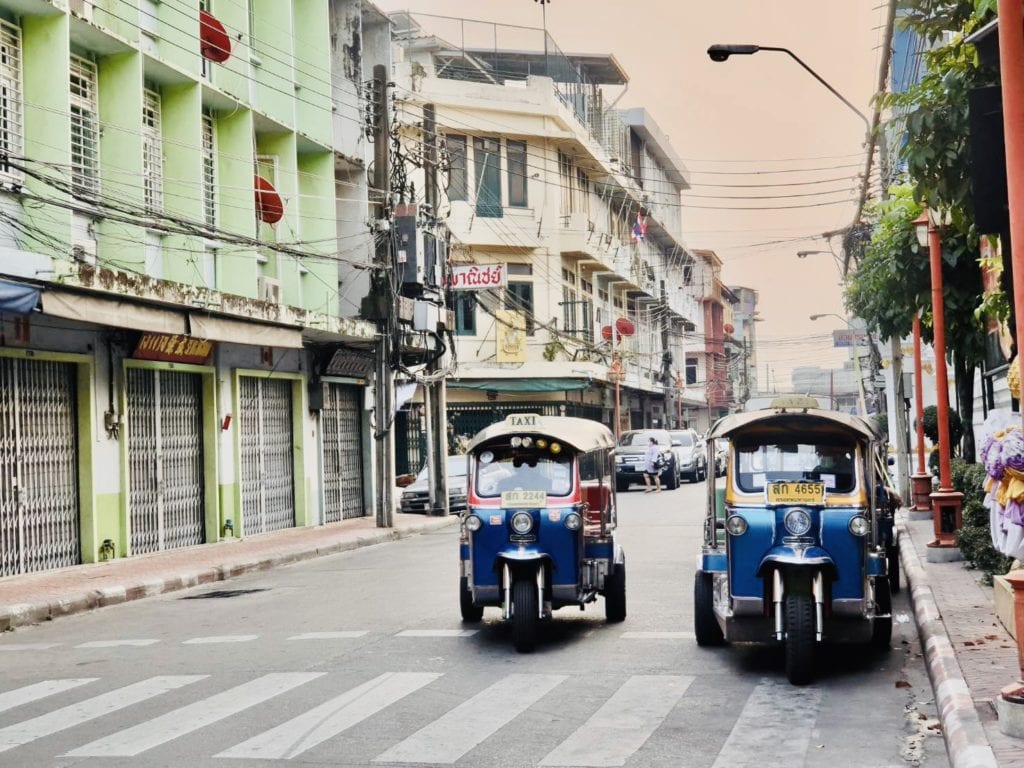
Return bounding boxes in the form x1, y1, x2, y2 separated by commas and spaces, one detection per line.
643, 436, 662, 493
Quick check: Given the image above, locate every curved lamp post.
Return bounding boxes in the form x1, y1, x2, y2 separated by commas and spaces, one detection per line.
809, 313, 868, 417
913, 208, 962, 552
706, 44, 871, 139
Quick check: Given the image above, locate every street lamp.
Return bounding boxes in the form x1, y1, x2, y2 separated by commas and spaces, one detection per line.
912, 207, 963, 552
809, 313, 868, 417
706, 44, 871, 138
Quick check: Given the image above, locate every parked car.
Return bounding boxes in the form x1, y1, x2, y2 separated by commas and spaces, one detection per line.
713, 438, 728, 477
400, 454, 469, 514
613, 429, 678, 491
670, 429, 707, 482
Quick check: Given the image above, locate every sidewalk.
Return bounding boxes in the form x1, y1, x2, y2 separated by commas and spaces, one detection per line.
0, 512, 458, 633
900, 511, 1024, 768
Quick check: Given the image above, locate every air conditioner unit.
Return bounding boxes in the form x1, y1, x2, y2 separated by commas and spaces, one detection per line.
69, 0, 95, 22
257, 276, 282, 303
71, 238, 96, 265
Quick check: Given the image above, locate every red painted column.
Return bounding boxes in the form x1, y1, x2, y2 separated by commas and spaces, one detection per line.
999, 0, 1024, 433
929, 224, 953, 491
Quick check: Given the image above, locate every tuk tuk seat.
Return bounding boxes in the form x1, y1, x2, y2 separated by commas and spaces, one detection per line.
580, 483, 610, 529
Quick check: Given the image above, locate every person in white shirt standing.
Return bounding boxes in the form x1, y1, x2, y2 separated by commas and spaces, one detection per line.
643, 436, 662, 493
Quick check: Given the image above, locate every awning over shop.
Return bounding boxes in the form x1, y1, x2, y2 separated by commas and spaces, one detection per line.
42, 289, 187, 334
189, 313, 303, 349
447, 378, 593, 393
0, 279, 40, 314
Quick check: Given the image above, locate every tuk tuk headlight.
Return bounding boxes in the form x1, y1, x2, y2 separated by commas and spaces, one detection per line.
510, 511, 534, 534
564, 512, 582, 531
464, 515, 483, 532
848, 515, 870, 537
726, 515, 748, 536
784, 508, 812, 536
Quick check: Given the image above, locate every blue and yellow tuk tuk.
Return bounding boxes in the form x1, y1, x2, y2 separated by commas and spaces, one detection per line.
695, 396, 898, 684
459, 414, 625, 652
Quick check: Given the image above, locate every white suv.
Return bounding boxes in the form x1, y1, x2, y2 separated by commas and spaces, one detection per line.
669, 429, 707, 483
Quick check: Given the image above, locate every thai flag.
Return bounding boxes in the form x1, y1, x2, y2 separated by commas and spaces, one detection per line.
630, 212, 647, 244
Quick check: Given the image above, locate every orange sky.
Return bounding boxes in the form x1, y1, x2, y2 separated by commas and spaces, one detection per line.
377, 0, 887, 389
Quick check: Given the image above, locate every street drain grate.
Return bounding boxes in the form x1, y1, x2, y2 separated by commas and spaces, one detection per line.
181, 588, 270, 600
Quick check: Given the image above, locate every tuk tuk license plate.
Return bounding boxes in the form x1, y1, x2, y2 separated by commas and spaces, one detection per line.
766, 481, 825, 505
501, 490, 547, 508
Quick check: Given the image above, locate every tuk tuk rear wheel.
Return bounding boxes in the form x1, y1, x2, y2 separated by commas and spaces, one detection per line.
784, 592, 815, 686
694, 571, 724, 646
887, 541, 901, 594
460, 576, 483, 622
872, 579, 893, 649
512, 579, 538, 653
605, 563, 627, 622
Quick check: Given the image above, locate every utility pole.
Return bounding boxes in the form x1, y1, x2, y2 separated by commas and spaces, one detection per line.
370, 64, 395, 528
423, 103, 449, 516
660, 287, 672, 426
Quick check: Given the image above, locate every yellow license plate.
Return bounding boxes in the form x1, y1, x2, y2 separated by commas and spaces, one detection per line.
501, 490, 547, 508
766, 481, 824, 505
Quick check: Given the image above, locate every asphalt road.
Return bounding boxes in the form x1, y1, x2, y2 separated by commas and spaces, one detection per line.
0, 479, 948, 767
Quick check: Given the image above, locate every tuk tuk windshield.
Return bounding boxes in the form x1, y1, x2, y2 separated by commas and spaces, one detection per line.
474, 447, 573, 498
735, 440, 857, 493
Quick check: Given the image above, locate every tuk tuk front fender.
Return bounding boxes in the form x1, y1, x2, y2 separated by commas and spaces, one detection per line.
495, 551, 552, 579
756, 547, 837, 579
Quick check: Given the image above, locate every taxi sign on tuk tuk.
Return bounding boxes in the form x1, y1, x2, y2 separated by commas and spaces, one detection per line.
505, 413, 541, 428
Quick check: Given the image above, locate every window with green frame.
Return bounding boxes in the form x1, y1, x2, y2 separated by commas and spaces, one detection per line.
454, 292, 476, 336
506, 281, 534, 336
474, 136, 502, 218
446, 135, 467, 201
507, 140, 527, 207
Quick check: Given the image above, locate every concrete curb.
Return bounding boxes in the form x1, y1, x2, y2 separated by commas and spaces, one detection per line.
898, 516, 1000, 768
0, 516, 458, 633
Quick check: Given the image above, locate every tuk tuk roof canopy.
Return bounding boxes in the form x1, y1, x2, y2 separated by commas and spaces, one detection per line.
708, 408, 880, 442
467, 415, 616, 454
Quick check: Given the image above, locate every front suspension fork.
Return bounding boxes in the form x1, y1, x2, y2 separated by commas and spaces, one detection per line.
773, 570, 825, 641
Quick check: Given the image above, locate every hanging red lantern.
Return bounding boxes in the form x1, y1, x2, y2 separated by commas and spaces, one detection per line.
254, 175, 284, 224
724, 323, 735, 335
614, 317, 635, 337
601, 325, 613, 342
199, 10, 232, 63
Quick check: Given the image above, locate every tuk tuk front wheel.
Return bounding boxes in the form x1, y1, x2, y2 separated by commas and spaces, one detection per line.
605, 563, 627, 622
784, 592, 815, 686
694, 571, 724, 646
460, 576, 483, 622
512, 578, 538, 653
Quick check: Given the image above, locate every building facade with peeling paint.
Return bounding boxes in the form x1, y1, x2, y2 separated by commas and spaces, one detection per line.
0, 0, 388, 576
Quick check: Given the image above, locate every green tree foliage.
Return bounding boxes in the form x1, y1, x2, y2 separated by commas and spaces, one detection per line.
952, 458, 1013, 583
919, 404, 964, 452
846, 1, 997, 461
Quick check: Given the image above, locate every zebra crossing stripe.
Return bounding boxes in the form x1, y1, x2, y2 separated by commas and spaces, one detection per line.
0, 643, 59, 651
620, 631, 696, 639
288, 631, 369, 641
182, 635, 258, 644
65, 673, 323, 757
394, 629, 478, 637
216, 672, 441, 760
374, 673, 567, 764
0, 675, 205, 754
710, 679, 821, 768
539, 675, 694, 767
0, 679, 97, 715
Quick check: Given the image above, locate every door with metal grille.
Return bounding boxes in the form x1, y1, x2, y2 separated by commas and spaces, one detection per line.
239, 377, 294, 535
0, 357, 80, 576
127, 368, 205, 555
322, 384, 365, 522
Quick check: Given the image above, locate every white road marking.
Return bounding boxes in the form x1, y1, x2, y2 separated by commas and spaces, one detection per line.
394, 629, 477, 637
66, 672, 323, 757
710, 679, 821, 768
0, 679, 97, 714
0, 675, 205, 754
0, 643, 59, 651
216, 672, 441, 760
77, 639, 160, 648
287, 631, 369, 641
620, 631, 696, 639
540, 675, 693, 767
374, 673, 566, 764
182, 635, 258, 645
